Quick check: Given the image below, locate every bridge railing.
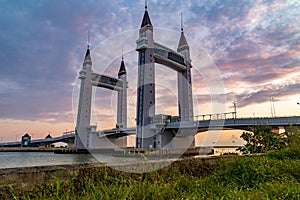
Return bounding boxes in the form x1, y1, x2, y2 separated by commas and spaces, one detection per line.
196, 116, 300, 128
194, 114, 300, 122
193, 112, 237, 121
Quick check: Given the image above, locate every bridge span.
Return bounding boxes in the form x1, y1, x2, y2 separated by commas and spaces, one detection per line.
98, 116, 300, 138
1, 116, 299, 149
186, 116, 300, 132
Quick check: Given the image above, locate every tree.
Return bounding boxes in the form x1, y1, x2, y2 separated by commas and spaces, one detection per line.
239, 125, 286, 154
286, 125, 300, 148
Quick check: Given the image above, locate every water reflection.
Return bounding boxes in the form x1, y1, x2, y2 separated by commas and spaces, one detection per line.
72, 153, 96, 164
0, 152, 98, 169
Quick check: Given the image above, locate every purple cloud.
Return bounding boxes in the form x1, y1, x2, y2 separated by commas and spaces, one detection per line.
0, 0, 299, 124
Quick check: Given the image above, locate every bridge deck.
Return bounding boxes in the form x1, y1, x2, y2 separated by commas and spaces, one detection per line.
153, 42, 187, 71
91, 73, 123, 91
1, 116, 300, 147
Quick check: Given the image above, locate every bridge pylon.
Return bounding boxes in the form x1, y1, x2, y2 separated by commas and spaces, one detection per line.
135, 5, 195, 149
75, 44, 128, 149
177, 18, 193, 121
135, 6, 156, 148
117, 56, 127, 129
75, 45, 93, 149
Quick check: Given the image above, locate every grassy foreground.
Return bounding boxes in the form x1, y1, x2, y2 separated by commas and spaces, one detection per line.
2, 148, 300, 200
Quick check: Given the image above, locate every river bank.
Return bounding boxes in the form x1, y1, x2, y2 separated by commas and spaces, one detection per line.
1, 147, 299, 199
0, 155, 231, 194
0, 147, 55, 152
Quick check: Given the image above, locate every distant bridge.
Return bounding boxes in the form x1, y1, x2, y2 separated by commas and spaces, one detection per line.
0, 133, 75, 148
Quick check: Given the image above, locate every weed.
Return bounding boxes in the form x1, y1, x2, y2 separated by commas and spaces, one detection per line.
3, 147, 300, 199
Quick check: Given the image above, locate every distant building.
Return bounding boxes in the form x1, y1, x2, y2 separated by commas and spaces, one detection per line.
21, 133, 31, 147
45, 134, 52, 139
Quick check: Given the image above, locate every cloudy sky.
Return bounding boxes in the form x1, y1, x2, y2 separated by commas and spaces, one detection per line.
0, 0, 299, 142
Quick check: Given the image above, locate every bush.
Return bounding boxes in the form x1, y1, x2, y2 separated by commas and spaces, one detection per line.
286, 125, 300, 147
239, 125, 286, 154
267, 146, 300, 160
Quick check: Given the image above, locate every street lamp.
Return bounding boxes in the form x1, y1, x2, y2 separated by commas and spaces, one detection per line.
233, 101, 237, 119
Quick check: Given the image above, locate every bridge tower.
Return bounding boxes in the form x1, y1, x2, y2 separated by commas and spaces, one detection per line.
75, 44, 93, 149
177, 14, 193, 121
135, 4, 156, 148
117, 56, 127, 128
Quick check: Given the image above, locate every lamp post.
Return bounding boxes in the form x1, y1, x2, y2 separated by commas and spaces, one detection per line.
233, 101, 237, 119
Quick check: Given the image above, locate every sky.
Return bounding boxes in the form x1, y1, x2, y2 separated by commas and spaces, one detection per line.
0, 0, 299, 143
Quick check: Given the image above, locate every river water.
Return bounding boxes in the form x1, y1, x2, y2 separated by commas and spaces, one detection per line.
0, 148, 221, 170
0, 152, 95, 169
0, 151, 174, 169
0, 152, 126, 169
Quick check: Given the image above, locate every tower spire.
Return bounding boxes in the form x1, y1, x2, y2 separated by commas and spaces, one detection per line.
141, 0, 152, 28
84, 30, 92, 63
181, 12, 183, 32
118, 46, 126, 77
87, 29, 90, 48
178, 12, 188, 49
121, 45, 124, 60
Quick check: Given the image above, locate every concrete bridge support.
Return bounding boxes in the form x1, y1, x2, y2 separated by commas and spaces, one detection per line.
149, 128, 196, 149
88, 132, 127, 149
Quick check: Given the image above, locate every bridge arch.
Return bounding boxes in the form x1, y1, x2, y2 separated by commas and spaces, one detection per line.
74, 45, 128, 149
135, 7, 195, 149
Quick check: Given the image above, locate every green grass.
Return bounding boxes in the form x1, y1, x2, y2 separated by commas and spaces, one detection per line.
1, 148, 300, 200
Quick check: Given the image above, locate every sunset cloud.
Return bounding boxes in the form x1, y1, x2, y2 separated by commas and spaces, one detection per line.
0, 0, 299, 139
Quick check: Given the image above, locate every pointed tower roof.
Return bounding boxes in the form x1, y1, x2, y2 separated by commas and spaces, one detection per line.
118, 57, 126, 76
85, 48, 91, 60
23, 133, 30, 138
141, 3, 152, 28
178, 32, 188, 48
83, 45, 92, 64
178, 13, 189, 49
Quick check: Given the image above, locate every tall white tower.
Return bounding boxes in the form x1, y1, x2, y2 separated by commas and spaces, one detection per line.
135, 4, 156, 148
75, 45, 93, 149
177, 15, 194, 121
117, 56, 127, 128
